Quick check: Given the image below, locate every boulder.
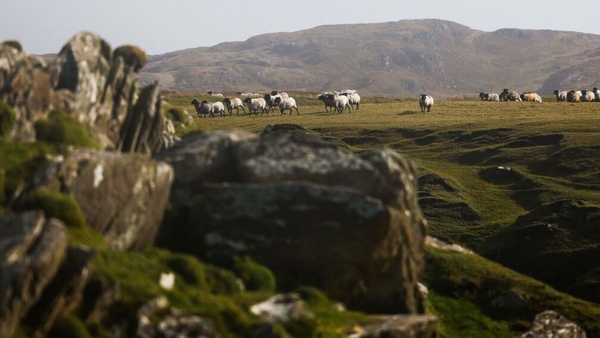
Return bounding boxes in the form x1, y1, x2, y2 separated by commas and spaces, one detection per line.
18, 149, 174, 251
520, 310, 587, 338
0, 211, 68, 338
348, 314, 438, 338
157, 128, 428, 314
250, 293, 314, 323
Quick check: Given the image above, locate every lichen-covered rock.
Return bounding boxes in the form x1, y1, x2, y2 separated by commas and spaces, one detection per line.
0, 33, 174, 154
520, 310, 587, 338
18, 149, 174, 251
157, 128, 428, 314
250, 293, 314, 323
0, 211, 68, 338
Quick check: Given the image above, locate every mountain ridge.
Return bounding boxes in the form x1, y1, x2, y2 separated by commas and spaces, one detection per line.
139, 19, 600, 97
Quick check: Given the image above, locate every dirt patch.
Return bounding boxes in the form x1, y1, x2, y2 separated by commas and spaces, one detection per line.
503, 133, 563, 148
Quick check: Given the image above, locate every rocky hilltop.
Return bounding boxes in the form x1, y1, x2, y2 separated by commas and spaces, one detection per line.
139, 19, 600, 97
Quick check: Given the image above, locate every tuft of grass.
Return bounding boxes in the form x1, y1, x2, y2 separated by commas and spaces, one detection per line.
34, 110, 99, 149
22, 189, 86, 229
113, 45, 148, 72
3, 40, 23, 52
0, 99, 17, 137
233, 257, 276, 292
48, 315, 93, 338
165, 107, 187, 123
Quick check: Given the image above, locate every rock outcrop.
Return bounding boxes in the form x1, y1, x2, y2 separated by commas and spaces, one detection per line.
349, 314, 439, 338
157, 126, 428, 314
16, 149, 174, 251
0, 211, 68, 338
0, 33, 176, 154
520, 311, 587, 338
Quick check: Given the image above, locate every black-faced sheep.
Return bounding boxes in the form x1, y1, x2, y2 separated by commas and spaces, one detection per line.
481, 93, 499, 101
244, 97, 267, 116
594, 88, 600, 102
419, 94, 434, 112
223, 97, 246, 115
341, 91, 361, 109
273, 96, 299, 115
327, 94, 351, 114
207, 91, 224, 98
581, 90, 596, 102
191, 99, 214, 118
501, 89, 521, 102
567, 90, 581, 103
553, 90, 567, 102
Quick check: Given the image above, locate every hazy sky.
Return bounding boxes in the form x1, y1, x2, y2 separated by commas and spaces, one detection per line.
2, 0, 599, 55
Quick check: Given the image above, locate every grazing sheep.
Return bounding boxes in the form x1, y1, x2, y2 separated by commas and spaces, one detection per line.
191, 99, 214, 118
594, 88, 600, 102
521, 92, 541, 102
244, 97, 267, 116
210, 101, 226, 117
223, 97, 247, 115
274, 96, 299, 115
567, 90, 581, 103
317, 93, 337, 112
553, 90, 567, 102
207, 91, 224, 98
419, 94, 434, 112
341, 91, 361, 109
264, 93, 284, 112
483, 93, 500, 101
501, 89, 521, 102
581, 90, 596, 102
271, 91, 289, 99
328, 94, 352, 114
479, 92, 487, 101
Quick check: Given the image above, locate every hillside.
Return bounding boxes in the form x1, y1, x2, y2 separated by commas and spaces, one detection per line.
139, 19, 600, 97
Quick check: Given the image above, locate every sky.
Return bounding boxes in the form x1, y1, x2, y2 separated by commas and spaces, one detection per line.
2, 0, 600, 56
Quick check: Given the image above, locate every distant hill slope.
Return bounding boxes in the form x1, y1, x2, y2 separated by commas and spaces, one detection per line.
139, 19, 600, 97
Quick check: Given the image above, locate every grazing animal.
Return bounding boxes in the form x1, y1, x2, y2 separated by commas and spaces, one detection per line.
244, 97, 267, 116
317, 93, 337, 113
482, 93, 499, 101
207, 91, 224, 98
327, 94, 351, 114
419, 94, 434, 112
264, 93, 284, 112
501, 89, 521, 102
567, 90, 581, 103
341, 91, 361, 109
521, 92, 541, 102
223, 97, 246, 115
191, 99, 214, 118
274, 96, 299, 115
271, 91, 289, 99
581, 90, 596, 102
553, 90, 567, 102
594, 88, 600, 102
479, 92, 487, 101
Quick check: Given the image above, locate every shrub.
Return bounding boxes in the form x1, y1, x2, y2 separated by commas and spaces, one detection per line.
166, 108, 186, 123
24, 189, 86, 228
34, 110, 98, 148
3, 40, 23, 52
113, 45, 148, 72
0, 99, 16, 137
233, 257, 276, 292
205, 264, 243, 295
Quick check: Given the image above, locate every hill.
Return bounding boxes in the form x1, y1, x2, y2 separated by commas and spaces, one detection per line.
139, 19, 600, 97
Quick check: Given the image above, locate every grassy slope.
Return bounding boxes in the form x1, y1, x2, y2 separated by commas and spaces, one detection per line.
163, 92, 600, 335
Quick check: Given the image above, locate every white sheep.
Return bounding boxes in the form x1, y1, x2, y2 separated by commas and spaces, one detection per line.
191, 99, 214, 118
223, 97, 247, 115
274, 96, 299, 115
553, 90, 567, 102
328, 94, 351, 114
264, 93, 283, 112
271, 90, 289, 99
341, 91, 361, 110
244, 97, 267, 116
594, 88, 600, 102
581, 90, 595, 102
207, 91, 224, 98
211, 102, 226, 117
419, 94, 434, 112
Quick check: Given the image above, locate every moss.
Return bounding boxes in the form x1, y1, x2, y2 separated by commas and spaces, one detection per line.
233, 257, 276, 292
0, 169, 5, 208
113, 45, 148, 72
34, 110, 98, 149
3, 40, 23, 52
166, 253, 207, 287
23, 189, 86, 228
0, 138, 50, 202
283, 316, 318, 338
48, 315, 93, 338
205, 263, 242, 295
166, 108, 186, 123
0, 99, 17, 137
295, 286, 330, 307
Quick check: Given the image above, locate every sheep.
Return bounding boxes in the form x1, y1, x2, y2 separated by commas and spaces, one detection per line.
327, 94, 351, 114
340, 91, 361, 109
207, 91, 224, 98
482, 93, 499, 101
271, 91, 289, 99
191, 99, 215, 118
317, 93, 337, 112
581, 90, 595, 102
244, 97, 267, 116
419, 94, 434, 112
274, 96, 299, 115
500, 89, 521, 102
521, 92, 541, 102
594, 88, 600, 102
479, 92, 487, 101
223, 97, 246, 115
567, 90, 581, 103
264, 93, 284, 112
553, 90, 567, 102
211, 101, 226, 117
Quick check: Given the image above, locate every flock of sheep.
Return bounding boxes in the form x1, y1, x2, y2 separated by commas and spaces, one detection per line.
478, 88, 600, 103
191, 90, 360, 117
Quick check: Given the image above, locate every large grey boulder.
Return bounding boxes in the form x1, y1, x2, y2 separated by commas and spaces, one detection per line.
18, 149, 174, 251
0, 211, 68, 338
157, 127, 428, 314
